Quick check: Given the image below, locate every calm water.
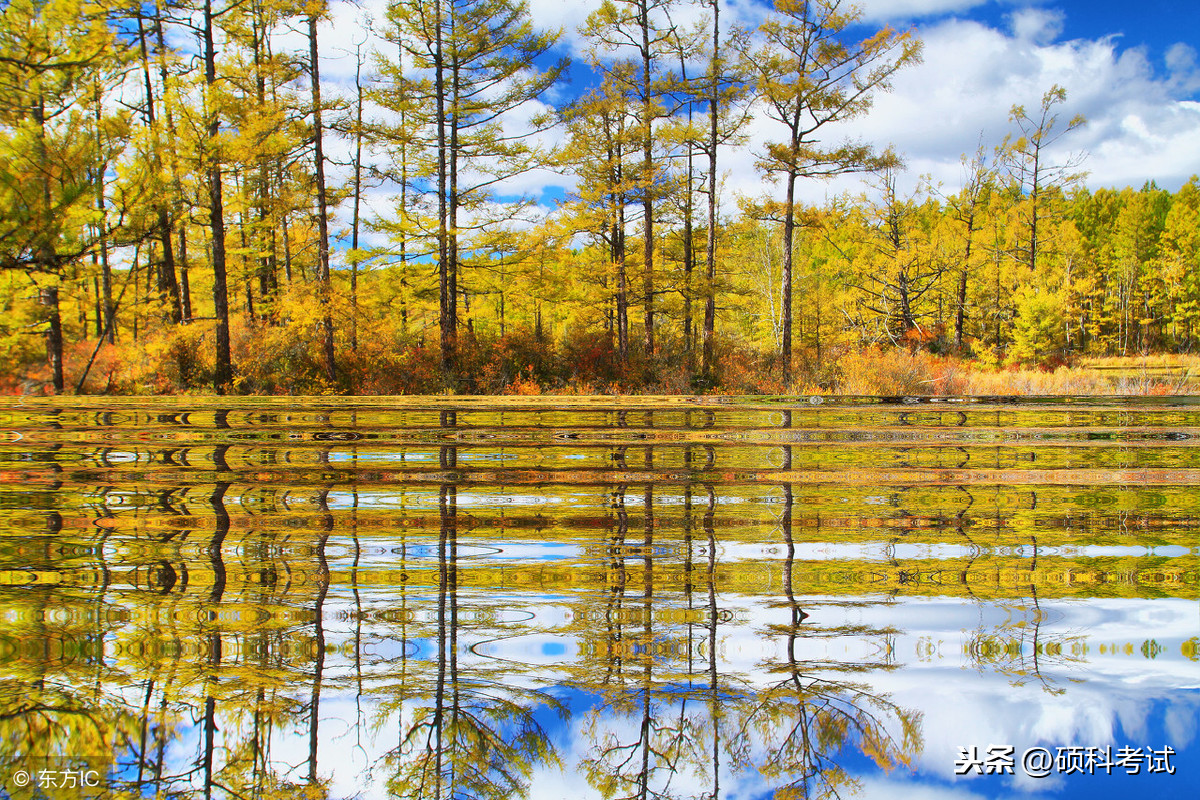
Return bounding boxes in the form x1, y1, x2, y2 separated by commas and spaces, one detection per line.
0, 396, 1196, 800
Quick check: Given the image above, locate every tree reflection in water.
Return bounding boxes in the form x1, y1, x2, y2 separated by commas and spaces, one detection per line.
4, 398, 1192, 798
383, 420, 565, 799
578, 472, 922, 800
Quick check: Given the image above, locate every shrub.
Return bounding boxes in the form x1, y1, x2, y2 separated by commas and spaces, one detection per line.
834, 347, 967, 395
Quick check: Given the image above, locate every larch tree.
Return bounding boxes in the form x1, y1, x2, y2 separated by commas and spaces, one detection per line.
559, 64, 641, 363
373, 6, 432, 342
997, 85, 1086, 278
0, 0, 130, 392
202, 0, 234, 391
746, 0, 919, 386
131, 2, 183, 324
381, 0, 564, 379
346, 34, 369, 354
306, 0, 336, 384
150, 0, 196, 321
697, 0, 749, 378
855, 167, 944, 340
222, 0, 306, 320
1158, 177, 1200, 348
664, 2, 749, 377
944, 147, 992, 352
583, 0, 680, 365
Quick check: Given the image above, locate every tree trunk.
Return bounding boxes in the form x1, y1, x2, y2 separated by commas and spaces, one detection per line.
701, 0, 719, 377
615, 208, 629, 362
449, 4, 462, 377
178, 221, 192, 321
955, 266, 968, 350
154, 0, 185, 322
45, 286, 64, 394
434, 0, 453, 375
137, 9, 181, 323
308, 13, 336, 384
639, 0, 655, 360
204, 0, 233, 392
92, 276, 102, 338
781, 170, 796, 386
252, 1, 276, 315
350, 51, 364, 353
682, 153, 693, 359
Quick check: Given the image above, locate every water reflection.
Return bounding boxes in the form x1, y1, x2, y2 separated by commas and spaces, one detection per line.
0, 398, 1197, 798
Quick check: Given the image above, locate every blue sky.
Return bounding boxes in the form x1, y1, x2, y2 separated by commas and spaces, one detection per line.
307, 0, 1200, 235
897, 0, 1197, 57
857, 1, 1200, 95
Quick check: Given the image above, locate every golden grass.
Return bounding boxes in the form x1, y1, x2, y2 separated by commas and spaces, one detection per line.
832, 349, 1200, 396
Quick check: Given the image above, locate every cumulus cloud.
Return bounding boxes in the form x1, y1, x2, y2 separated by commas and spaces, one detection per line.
738, 10, 1200, 205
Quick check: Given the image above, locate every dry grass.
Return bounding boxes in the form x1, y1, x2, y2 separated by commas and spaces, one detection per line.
832, 348, 1199, 397
964, 367, 1129, 396
834, 348, 967, 395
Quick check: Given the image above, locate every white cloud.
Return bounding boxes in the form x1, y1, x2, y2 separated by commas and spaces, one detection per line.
1165, 42, 1200, 94
744, 13, 1200, 205
1009, 7, 1065, 45
857, 0, 991, 21
1166, 42, 1198, 75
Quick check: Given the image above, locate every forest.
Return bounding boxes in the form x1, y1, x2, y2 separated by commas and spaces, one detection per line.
1, 0, 1197, 396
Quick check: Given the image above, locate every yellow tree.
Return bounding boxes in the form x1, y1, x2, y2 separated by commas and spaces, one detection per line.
583, 0, 681, 366
690, 0, 750, 378
220, 0, 307, 320
942, 147, 994, 351
199, 0, 235, 390
379, 0, 564, 379
0, 0, 133, 392
997, 85, 1086, 278
1158, 177, 1200, 348
746, 0, 919, 385
560, 64, 641, 363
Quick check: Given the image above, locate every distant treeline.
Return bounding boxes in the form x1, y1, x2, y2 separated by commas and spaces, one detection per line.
1, 0, 1193, 395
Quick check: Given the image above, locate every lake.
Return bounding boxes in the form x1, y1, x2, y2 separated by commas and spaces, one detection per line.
0, 396, 1196, 799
